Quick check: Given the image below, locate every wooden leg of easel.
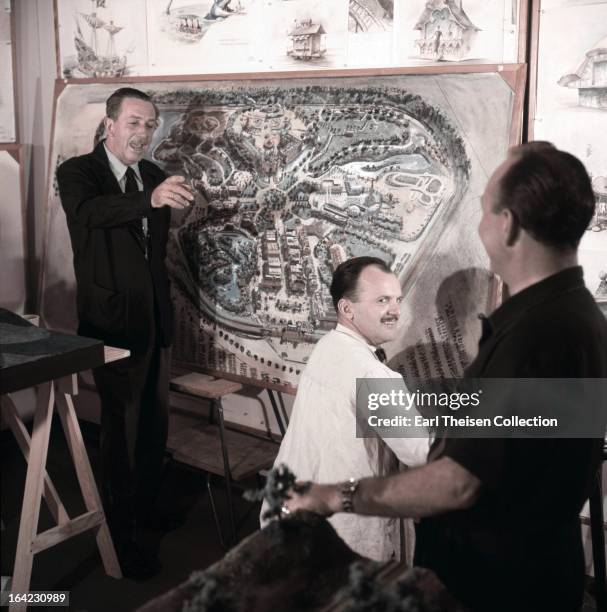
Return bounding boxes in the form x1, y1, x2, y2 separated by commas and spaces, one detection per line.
9, 382, 54, 612
54, 385, 122, 579
0, 395, 70, 526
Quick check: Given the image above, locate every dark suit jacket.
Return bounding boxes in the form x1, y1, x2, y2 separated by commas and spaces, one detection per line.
57, 141, 173, 354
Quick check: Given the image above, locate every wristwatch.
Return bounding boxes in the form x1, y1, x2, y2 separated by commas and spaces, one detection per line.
341, 478, 359, 513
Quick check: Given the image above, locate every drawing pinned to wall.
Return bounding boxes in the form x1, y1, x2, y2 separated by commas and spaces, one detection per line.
287, 19, 326, 60
558, 36, 607, 110
346, 0, 394, 67
40, 67, 523, 389
530, 0, 607, 302
145, 0, 260, 74
592, 177, 607, 231
393, 0, 522, 66
261, 0, 348, 71
413, 0, 480, 61
57, 0, 148, 77
0, 1, 16, 142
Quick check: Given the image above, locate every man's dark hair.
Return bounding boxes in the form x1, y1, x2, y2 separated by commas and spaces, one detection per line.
106, 87, 158, 120
495, 141, 595, 251
330, 256, 393, 310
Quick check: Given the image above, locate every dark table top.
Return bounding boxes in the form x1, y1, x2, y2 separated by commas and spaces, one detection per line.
0, 308, 105, 394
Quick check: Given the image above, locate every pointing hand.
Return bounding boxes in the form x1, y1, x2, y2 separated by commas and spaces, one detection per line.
151, 175, 195, 209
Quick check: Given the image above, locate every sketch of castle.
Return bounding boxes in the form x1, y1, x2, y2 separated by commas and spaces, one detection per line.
71, 10, 127, 77
287, 19, 326, 61
414, 0, 480, 62
558, 37, 607, 109
349, 0, 393, 33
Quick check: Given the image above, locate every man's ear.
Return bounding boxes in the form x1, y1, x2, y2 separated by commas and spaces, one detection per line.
338, 298, 353, 319
501, 208, 520, 247
104, 116, 114, 138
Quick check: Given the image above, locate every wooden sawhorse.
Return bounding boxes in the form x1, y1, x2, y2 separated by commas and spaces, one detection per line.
1, 346, 126, 611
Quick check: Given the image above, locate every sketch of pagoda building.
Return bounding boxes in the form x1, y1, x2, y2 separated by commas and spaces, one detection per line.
558, 37, 607, 109
414, 0, 480, 62
590, 176, 607, 230
72, 12, 127, 77
287, 19, 326, 61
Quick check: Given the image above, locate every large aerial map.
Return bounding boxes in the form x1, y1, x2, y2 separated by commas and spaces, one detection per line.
152, 83, 470, 384
41, 70, 521, 389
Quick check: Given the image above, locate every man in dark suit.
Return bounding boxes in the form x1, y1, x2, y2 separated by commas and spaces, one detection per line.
57, 87, 194, 579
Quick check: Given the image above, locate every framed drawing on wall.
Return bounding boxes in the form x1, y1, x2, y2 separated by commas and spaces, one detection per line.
40, 64, 525, 391
528, 0, 607, 305
55, 0, 149, 78
0, 0, 17, 142
392, 0, 529, 68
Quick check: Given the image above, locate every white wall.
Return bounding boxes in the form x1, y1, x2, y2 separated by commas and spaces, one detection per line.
0, 1, 57, 426
14, 0, 56, 313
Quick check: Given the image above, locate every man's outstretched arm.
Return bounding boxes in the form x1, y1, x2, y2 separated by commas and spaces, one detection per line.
286, 457, 481, 520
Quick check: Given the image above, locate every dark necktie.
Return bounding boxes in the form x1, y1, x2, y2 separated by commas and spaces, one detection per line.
124, 167, 148, 258
374, 347, 387, 363
124, 166, 139, 194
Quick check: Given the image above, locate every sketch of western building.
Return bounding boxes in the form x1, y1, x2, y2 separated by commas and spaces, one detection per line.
287, 19, 326, 61
558, 37, 607, 109
414, 0, 480, 62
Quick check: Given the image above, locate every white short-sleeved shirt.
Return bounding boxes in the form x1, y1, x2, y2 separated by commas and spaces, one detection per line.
261, 324, 429, 561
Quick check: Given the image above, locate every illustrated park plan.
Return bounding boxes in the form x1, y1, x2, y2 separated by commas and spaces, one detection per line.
42, 69, 522, 389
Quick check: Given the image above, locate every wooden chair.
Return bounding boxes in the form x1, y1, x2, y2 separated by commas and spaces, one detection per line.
167, 373, 280, 548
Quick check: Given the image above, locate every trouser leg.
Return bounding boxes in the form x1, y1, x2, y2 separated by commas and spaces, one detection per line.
94, 351, 149, 545
135, 345, 170, 517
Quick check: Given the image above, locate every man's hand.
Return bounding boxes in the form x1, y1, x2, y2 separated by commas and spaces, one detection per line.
151, 175, 194, 209
283, 483, 341, 517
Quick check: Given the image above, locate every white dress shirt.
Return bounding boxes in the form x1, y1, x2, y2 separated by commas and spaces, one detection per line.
261, 323, 430, 561
104, 143, 148, 238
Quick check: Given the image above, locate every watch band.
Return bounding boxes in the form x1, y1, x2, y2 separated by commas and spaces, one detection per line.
341, 477, 359, 513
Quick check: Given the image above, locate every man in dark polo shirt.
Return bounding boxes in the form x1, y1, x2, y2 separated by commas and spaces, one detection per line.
284, 142, 607, 611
